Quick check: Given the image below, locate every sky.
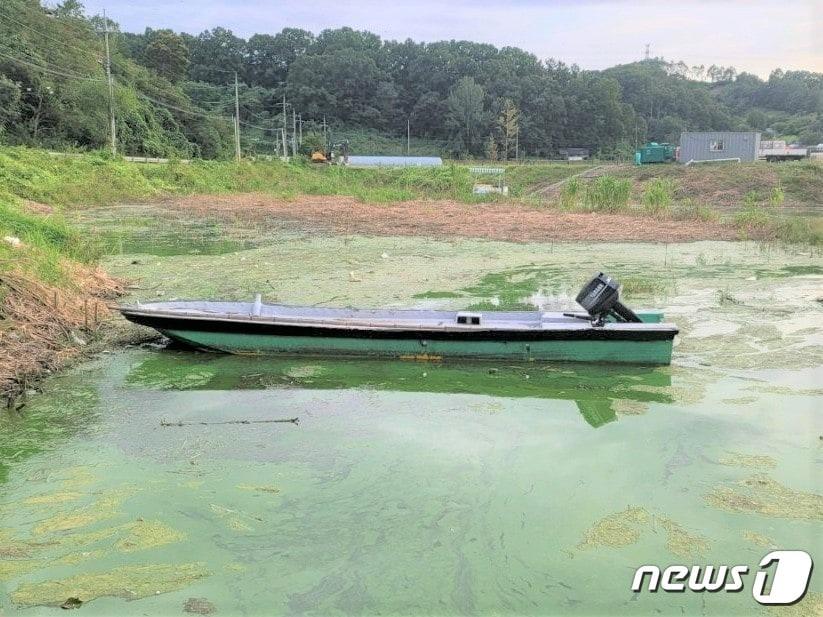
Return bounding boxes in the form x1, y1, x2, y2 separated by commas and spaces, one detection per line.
79, 0, 822, 77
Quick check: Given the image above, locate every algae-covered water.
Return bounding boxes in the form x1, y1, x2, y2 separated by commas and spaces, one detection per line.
2, 210, 822, 615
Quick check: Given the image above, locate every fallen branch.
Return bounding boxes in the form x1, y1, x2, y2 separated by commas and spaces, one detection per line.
160, 417, 299, 427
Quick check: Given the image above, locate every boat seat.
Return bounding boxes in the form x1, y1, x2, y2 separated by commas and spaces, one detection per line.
456, 312, 482, 325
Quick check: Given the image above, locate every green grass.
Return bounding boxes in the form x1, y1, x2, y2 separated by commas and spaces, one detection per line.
583, 176, 631, 212
671, 199, 718, 222
730, 189, 822, 245
560, 177, 582, 210
0, 196, 101, 283
0, 145, 480, 287
641, 178, 675, 214
502, 163, 594, 197
734, 191, 772, 229
776, 160, 823, 203
0, 146, 475, 207
773, 216, 823, 245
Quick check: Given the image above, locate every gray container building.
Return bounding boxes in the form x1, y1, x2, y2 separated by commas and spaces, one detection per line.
679, 131, 761, 163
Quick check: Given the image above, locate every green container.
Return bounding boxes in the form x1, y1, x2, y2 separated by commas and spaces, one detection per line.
636, 142, 676, 164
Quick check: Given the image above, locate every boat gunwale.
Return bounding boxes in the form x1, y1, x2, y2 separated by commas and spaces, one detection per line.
119, 312, 678, 345
119, 306, 678, 335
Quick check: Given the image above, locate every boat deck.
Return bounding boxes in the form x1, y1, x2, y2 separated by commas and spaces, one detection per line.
123, 301, 675, 334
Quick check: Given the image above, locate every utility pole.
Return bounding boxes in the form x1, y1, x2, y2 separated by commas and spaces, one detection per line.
407, 118, 410, 155
282, 94, 288, 159
322, 115, 327, 146
234, 72, 241, 161
515, 126, 519, 162
298, 114, 303, 145
103, 9, 116, 155
292, 108, 297, 157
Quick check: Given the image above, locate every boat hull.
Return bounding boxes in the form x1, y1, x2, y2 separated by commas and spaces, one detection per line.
120, 302, 677, 365
158, 327, 674, 364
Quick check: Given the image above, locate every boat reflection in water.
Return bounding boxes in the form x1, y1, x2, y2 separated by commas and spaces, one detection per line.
125, 351, 675, 428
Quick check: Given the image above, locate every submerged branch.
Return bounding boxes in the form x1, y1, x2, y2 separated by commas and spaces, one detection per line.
160, 417, 299, 427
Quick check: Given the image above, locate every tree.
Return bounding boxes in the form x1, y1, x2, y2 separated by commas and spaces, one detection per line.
497, 98, 519, 160
187, 28, 245, 84
446, 77, 485, 156
746, 109, 768, 130
55, 0, 84, 18
485, 134, 498, 160
245, 29, 313, 88
410, 92, 447, 137
0, 76, 21, 132
287, 49, 388, 125
144, 30, 190, 83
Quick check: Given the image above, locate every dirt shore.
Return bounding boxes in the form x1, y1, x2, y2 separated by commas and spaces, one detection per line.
163, 194, 742, 243
0, 266, 123, 405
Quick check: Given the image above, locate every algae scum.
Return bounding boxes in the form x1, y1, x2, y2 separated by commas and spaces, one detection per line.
2, 209, 822, 615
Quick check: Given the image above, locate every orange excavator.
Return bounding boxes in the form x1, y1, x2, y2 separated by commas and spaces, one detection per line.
310, 140, 349, 165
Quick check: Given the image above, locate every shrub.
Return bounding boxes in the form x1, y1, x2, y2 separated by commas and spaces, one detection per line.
774, 217, 823, 246
735, 191, 771, 228
769, 184, 785, 207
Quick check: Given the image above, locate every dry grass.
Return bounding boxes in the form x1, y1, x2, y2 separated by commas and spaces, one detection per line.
163, 193, 743, 243
0, 265, 123, 403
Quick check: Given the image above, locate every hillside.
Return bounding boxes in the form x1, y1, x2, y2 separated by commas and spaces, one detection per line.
0, 0, 232, 157
1, 2, 821, 159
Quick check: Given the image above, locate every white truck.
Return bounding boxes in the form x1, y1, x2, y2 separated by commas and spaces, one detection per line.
759, 140, 808, 162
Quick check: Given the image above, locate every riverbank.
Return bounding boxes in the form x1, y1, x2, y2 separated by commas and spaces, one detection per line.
0, 262, 123, 405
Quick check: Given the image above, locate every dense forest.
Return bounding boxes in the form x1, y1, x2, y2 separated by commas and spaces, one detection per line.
1, 0, 822, 159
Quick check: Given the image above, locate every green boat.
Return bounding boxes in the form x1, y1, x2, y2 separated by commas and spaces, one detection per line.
119, 273, 678, 365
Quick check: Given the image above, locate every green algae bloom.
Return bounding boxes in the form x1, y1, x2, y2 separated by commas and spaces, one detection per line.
10, 563, 210, 607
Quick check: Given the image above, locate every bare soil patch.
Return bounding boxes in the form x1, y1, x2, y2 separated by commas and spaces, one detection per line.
163, 194, 741, 243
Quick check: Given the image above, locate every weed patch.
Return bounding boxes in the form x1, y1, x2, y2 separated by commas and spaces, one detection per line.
641, 178, 675, 215
583, 176, 631, 212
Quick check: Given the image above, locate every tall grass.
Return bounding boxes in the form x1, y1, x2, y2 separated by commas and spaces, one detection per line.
768, 184, 785, 207
583, 176, 631, 212
731, 189, 821, 245
559, 177, 581, 209
641, 178, 676, 214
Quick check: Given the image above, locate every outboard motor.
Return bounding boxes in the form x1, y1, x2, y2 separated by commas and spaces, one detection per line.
575, 272, 642, 326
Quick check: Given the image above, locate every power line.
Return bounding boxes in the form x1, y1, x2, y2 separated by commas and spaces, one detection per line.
238, 119, 282, 132
134, 90, 229, 121
0, 48, 105, 82
0, 5, 87, 50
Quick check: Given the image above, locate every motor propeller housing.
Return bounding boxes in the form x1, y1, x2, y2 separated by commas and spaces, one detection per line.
576, 272, 642, 325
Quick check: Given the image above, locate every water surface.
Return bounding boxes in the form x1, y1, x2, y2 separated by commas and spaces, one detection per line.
1, 225, 821, 615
